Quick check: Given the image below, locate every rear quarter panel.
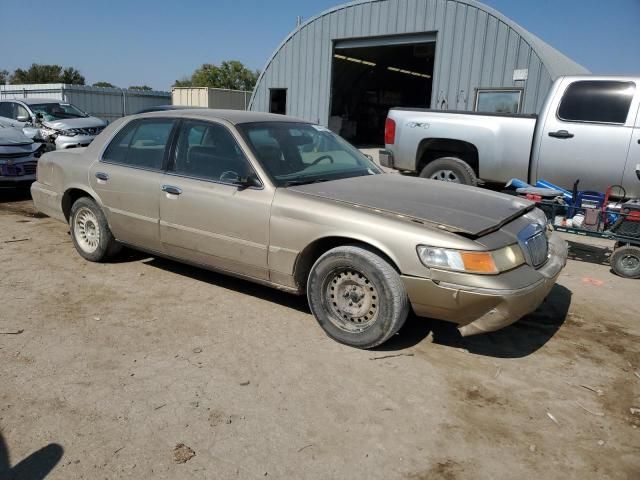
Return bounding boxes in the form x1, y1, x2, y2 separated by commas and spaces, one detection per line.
387, 110, 536, 182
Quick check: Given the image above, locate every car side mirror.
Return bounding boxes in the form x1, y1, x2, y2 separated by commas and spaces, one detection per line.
236, 173, 262, 190
16, 115, 29, 122
635, 164, 640, 182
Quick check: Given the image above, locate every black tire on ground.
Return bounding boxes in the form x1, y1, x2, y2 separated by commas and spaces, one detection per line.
610, 245, 640, 279
419, 156, 478, 186
69, 196, 121, 262
307, 245, 410, 349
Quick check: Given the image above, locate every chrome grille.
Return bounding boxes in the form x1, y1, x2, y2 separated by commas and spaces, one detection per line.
67, 126, 105, 136
524, 231, 549, 267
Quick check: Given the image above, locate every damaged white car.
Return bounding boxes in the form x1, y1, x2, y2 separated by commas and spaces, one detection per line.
0, 98, 107, 150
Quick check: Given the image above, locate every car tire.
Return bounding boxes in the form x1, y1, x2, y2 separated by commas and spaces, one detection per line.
419, 156, 478, 186
69, 196, 121, 262
307, 245, 409, 349
610, 245, 640, 279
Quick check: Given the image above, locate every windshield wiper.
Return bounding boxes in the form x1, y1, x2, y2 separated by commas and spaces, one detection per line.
284, 178, 330, 187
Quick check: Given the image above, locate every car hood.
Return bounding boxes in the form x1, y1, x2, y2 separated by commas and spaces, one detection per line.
43, 116, 106, 130
288, 174, 534, 237
0, 126, 34, 146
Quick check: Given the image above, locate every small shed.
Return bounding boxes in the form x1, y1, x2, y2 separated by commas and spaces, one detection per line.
250, 0, 588, 145
172, 87, 252, 110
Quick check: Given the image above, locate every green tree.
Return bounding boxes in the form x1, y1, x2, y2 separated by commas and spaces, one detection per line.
92, 81, 117, 88
9, 64, 85, 85
128, 85, 153, 91
174, 60, 259, 91
0, 70, 8, 85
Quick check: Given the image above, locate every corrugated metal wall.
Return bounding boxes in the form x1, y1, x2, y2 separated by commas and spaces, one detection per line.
250, 0, 583, 125
0, 84, 171, 122
172, 87, 251, 110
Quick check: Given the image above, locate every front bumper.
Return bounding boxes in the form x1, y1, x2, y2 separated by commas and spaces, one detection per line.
0, 174, 36, 186
54, 134, 96, 149
402, 232, 568, 336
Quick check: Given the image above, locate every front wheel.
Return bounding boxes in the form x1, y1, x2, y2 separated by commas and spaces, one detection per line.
610, 245, 640, 279
419, 156, 478, 186
69, 197, 121, 262
307, 245, 409, 349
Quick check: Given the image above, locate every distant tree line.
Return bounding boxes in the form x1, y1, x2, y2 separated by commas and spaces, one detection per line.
1, 64, 86, 85
1, 60, 259, 91
174, 60, 259, 91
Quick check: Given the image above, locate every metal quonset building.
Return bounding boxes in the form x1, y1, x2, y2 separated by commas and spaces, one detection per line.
249, 0, 588, 145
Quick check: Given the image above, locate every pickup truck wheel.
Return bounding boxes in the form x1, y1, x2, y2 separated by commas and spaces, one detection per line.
610, 245, 640, 279
69, 197, 121, 262
307, 245, 409, 349
420, 157, 477, 186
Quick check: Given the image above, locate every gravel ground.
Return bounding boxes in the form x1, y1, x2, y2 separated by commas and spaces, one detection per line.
0, 190, 639, 480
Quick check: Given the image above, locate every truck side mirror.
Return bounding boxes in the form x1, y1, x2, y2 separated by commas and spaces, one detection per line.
16, 115, 29, 122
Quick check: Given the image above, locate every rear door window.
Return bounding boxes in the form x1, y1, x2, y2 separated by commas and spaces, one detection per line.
102, 119, 175, 170
558, 81, 635, 124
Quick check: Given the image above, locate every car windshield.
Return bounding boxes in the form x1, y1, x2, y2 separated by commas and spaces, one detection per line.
238, 122, 382, 187
30, 102, 88, 121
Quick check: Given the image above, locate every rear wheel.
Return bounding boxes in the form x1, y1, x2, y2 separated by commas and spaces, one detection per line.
419, 156, 477, 186
610, 245, 640, 279
307, 245, 409, 349
69, 197, 121, 262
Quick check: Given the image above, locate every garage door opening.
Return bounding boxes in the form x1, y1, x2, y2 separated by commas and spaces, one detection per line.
329, 38, 435, 146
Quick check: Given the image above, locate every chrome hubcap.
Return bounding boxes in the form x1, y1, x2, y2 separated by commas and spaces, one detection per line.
431, 169, 461, 183
324, 269, 379, 333
74, 207, 100, 253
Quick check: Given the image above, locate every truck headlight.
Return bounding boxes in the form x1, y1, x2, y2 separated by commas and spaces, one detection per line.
417, 244, 525, 274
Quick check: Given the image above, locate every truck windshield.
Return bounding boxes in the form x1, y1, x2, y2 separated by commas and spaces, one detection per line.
30, 103, 88, 121
238, 122, 382, 187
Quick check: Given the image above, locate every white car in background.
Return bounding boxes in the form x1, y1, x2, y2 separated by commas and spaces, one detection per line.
0, 98, 107, 149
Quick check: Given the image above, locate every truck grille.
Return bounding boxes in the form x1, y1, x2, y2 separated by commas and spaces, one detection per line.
524, 231, 549, 267
23, 163, 37, 175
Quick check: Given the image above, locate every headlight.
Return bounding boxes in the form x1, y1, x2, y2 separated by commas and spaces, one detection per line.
417, 244, 525, 274
58, 129, 77, 137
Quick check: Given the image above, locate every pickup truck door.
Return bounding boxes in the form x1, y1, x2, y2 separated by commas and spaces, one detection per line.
89, 118, 177, 252
622, 102, 640, 197
535, 79, 637, 193
158, 119, 271, 280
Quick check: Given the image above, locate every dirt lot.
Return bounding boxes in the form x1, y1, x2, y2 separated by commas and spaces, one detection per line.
1, 190, 639, 480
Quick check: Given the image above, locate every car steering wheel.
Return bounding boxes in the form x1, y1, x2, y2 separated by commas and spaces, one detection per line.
310, 154, 334, 166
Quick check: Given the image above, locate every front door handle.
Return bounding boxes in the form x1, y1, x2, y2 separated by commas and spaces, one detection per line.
162, 185, 182, 195
95, 172, 109, 181
548, 130, 574, 139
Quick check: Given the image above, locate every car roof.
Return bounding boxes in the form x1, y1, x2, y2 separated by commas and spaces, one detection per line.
132, 108, 310, 125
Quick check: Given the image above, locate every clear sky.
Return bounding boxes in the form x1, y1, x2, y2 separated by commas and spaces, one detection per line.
2, 0, 638, 91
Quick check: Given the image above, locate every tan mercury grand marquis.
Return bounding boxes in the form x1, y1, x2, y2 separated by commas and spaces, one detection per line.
31, 110, 568, 349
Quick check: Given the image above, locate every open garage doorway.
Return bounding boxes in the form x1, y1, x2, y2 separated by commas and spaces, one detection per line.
329, 35, 435, 146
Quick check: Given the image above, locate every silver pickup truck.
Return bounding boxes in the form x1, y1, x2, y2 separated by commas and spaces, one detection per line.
382, 75, 640, 197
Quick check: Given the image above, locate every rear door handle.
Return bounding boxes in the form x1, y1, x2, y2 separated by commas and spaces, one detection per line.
548, 130, 574, 139
95, 172, 109, 181
162, 185, 182, 195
